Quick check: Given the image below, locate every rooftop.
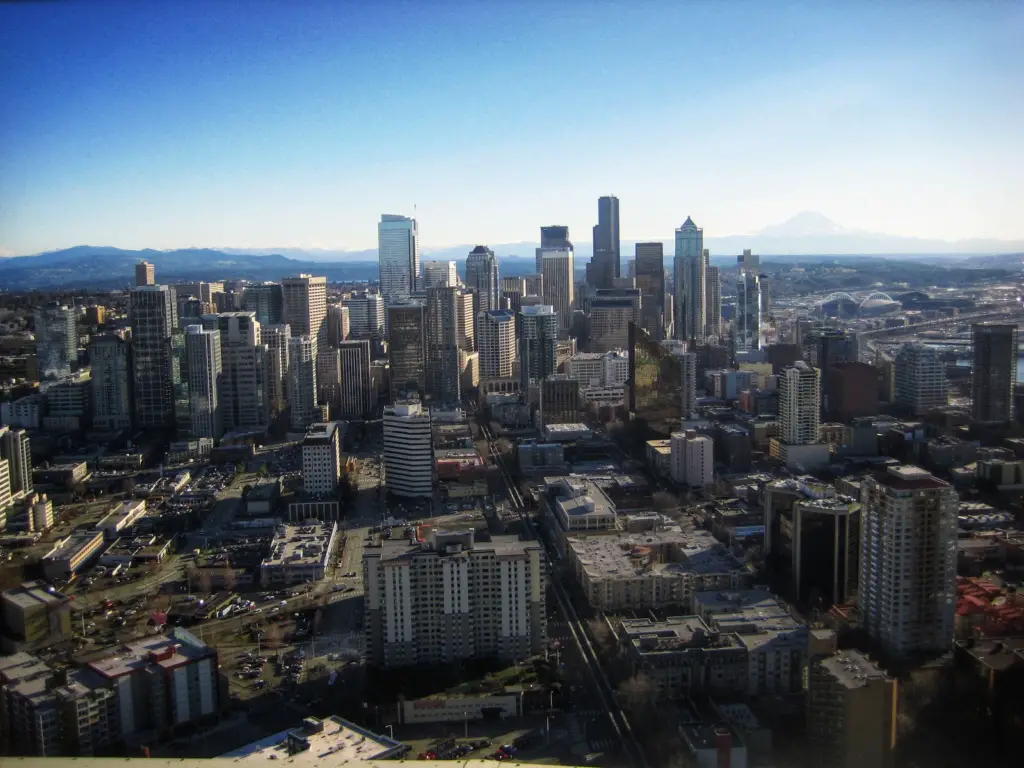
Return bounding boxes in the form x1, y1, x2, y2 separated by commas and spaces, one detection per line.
567, 528, 744, 581
304, 421, 343, 444
221, 715, 403, 764
819, 650, 890, 689
876, 464, 951, 491
2, 580, 68, 612
374, 532, 538, 563
43, 529, 104, 562
620, 616, 744, 654
262, 523, 337, 569
87, 628, 215, 679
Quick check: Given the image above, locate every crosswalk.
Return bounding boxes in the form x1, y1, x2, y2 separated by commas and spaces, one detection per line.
566, 709, 618, 752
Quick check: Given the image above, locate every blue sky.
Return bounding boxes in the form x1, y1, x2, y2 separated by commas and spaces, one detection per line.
1, 1, 1022, 255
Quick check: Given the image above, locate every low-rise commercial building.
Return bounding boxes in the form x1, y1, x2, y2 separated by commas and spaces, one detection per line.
542, 476, 618, 534
260, 522, 338, 586
41, 530, 107, 581
221, 715, 405, 762
94, 499, 148, 540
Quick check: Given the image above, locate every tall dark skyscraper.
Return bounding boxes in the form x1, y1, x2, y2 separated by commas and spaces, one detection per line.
589, 195, 620, 289
634, 242, 664, 338
540, 225, 571, 249
972, 323, 1018, 423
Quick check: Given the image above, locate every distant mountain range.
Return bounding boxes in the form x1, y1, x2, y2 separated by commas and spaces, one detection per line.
2, 212, 1020, 290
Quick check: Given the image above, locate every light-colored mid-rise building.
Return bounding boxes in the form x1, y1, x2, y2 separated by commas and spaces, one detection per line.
422, 260, 459, 289
302, 421, 344, 498
135, 260, 155, 286
808, 650, 897, 768
779, 361, 820, 445
858, 465, 957, 658
539, 247, 575, 333
477, 309, 516, 378
281, 274, 328, 345
519, 304, 558, 387
382, 400, 432, 497
566, 350, 629, 388
894, 343, 948, 415
185, 325, 222, 439
674, 216, 705, 344
263, 324, 290, 417
34, 304, 78, 379
201, 312, 268, 429
129, 285, 177, 428
337, 340, 374, 419
287, 335, 318, 429
670, 429, 713, 487
89, 334, 132, 431
378, 214, 420, 300
364, 528, 546, 667
342, 291, 385, 340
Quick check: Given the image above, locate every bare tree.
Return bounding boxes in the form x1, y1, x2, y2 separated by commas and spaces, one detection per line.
617, 673, 659, 720
221, 568, 237, 593
196, 568, 213, 595
587, 617, 616, 659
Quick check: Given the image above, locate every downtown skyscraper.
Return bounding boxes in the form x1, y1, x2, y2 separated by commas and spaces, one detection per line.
90, 333, 133, 431
538, 240, 575, 334
378, 214, 420, 300
200, 312, 268, 429
465, 245, 500, 316
634, 242, 665, 338
589, 195, 620, 289
971, 323, 1018, 424
736, 249, 762, 350
129, 285, 177, 428
185, 325, 223, 439
673, 216, 705, 345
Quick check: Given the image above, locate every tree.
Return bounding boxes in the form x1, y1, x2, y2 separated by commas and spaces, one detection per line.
617, 673, 659, 721
196, 569, 213, 595
587, 617, 617, 660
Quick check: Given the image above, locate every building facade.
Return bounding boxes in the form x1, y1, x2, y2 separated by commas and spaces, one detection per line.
477, 309, 516, 379
281, 274, 328, 346
387, 301, 427, 400
674, 216, 705, 345
337, 340, 374, 419
465, 245, 500, 318
971, 323, 1018, 423
859, 465, 958, 657
894, 343, 948, 415
382, 401, 433, 497
34, 304, 78, 379
287, 335, 318, 429
201, 312, 268, 430
378, 214, 420, 300
364, 529, 546, 667
302, 422, 344, 498
89, 334, 133, 431
129, 285, 176, 429
185, 325, 223, 439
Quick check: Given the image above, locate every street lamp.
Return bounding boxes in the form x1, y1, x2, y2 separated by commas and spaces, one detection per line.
463, 711, 469, 739
385, 724, 394, 740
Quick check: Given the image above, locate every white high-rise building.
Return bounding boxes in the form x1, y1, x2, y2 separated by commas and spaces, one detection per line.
287, 335, 318, 429
422, 260, 459, 289
378, 214, 420, 300
736, 250, 762, 351
539, 247, 575, 334
673, 216, 705, 345
342, 292, 385, 340
779, 361, 820, 445
383, 400, 433, 497
894, 343, 948, 415
201, 312, 268, 429
302, 421, 343, 498
281, 274, 327, 345
477, 309, 516, 378
859, 465, 958, 657
89, 334, 133, 431
337, 340, 374, 419
185, 325, 222, 439
364, 528, 546, 668
34, 304, 78, 379
669, 429, 713, 487
263, 324, 290, 418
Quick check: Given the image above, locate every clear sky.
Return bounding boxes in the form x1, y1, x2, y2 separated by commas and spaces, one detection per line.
1, 1, 1021, 255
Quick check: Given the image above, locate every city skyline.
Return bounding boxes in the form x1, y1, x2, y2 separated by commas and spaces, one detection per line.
1, 2, 1022, 255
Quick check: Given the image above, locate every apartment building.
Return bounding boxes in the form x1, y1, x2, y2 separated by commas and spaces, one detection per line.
807, 650, 897, 768
383, 400, 433, 497
364, 529, 546, 667
302, 422, 344, 498
859, 465, 958, 657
